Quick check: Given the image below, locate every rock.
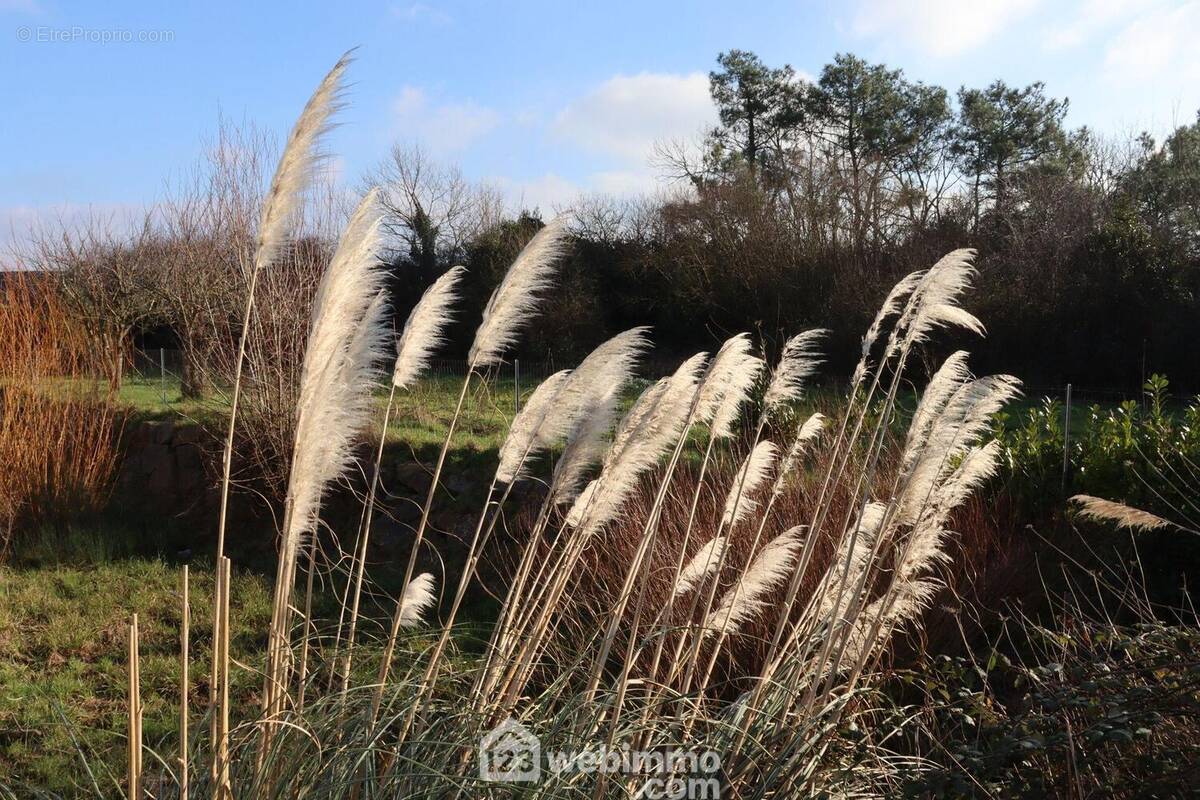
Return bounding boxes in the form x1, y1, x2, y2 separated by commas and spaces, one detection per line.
443, 476, 474, 495
145, 445, 177, 496
393, 462, 433, 495
173, 424, 204, 446
152, 419, 176, 445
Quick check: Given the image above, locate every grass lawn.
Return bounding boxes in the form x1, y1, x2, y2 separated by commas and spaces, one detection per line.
116, 371, 539, 453
0, 559, 271, 794
2, 373, 528, 794
0, 550, 469, 795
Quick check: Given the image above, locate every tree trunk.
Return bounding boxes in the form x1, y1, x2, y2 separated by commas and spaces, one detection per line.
104, 331, 125, 394
179, 342, 209, 400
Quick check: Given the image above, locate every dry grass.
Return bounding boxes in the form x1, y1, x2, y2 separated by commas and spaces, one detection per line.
0, 275, 122, 558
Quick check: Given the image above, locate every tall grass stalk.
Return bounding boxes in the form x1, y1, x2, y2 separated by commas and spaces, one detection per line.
372, 220, 567, 725
261, 188, 389, 753
482, 377, 677, 714
215, 557, 232, 799
472, 330, 648, 707
210, 53, 350, 758
336, 266, 465, 689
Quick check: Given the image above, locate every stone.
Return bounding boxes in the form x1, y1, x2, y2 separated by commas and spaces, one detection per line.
393, 462, 433, 495
152, 419, 176, 445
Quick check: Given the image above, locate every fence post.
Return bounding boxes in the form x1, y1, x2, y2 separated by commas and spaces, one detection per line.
160, 348, 167, 405
1061, 383, 1072, 492
514, 358, 520, 416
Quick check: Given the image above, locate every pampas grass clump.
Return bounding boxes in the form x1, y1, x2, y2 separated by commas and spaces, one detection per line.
100, 54, 1027, 800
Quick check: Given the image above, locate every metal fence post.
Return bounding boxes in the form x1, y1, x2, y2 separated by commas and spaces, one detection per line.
1061, 383, 1072, 492
514, 358, 520, 416
160, 347, 167, 405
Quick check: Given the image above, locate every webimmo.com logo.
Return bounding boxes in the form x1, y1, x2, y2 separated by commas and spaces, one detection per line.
479, 717, 541, 783
478, 719, 721, 797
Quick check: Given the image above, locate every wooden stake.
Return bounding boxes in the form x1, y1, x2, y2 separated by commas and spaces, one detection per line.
128, 614, 142, 799
216, 557, 232, 800
180, 566, 190, 800
209, 561, 224, 788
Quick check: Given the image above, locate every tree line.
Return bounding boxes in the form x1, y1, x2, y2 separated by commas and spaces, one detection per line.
383, 50, 1200, 390
25, 50, 1200, 396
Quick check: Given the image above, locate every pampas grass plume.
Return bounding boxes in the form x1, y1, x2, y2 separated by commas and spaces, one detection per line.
468, 217, 569, 369
255, 52, 351, 272
398, 573, 437, 627
392, 266, 466, 389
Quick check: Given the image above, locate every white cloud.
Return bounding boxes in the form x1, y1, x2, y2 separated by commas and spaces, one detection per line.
390, 2, 452, 25
391, 86, 501, 155
1042, 0, 1150, 50
589, 170, 661, 196
552, 72, 715, 165
850, 0, 1041, 57
1103, 1, 1200, 86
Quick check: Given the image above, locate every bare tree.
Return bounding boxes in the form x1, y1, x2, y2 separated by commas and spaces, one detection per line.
364, 144, 503, 270
155, 120, 267, 397
26, 214, 164, 391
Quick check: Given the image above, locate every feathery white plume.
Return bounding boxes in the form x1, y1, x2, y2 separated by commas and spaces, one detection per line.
673, 536, 726, 598
565, 478, 599, 527
897, 250, 985, 351
809, 502, 887, 625
763, 329, 826, 414
721, 440, 779, 528
838, 577, 942, 667
542, 327, 650, 457
773, 413, 827, 499
274, 190, 389, 643
703, 338, 767, 440
555, 328, 650, 426
606, 379, 669, 463
695, 334, 754, 416
934, 440, 1003, 514
495, 370, 573, 483
550, 387, 621, 506
705, 526, 803, 637
695, 334, 760, 425
900, 374, 1020, 525
397, 573, 437, 627
903, 351, 973, 467
392, 266, 465, 389
498, 329, 650, 485
1071, 495, 1173, 532
255, 52, 351, 273
468, 218, 569, 368
497, 328, 648, 496
852, 270, 925, 387
567, 353, 708, 535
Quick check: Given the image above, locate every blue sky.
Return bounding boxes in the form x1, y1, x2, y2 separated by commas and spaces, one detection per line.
3, 0, 1199, 247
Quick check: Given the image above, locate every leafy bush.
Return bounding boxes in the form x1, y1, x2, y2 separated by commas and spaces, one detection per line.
998, 374, 1200, 517
899, 619, 1200, 798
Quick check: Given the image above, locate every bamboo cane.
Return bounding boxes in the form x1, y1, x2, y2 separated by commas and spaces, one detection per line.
128, 614, 141, 800
214, 558, 232, 800
180, 566, 189, 800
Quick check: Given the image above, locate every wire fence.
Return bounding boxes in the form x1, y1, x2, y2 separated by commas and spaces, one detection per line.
128, 349, 584, 414
129, 349, 1189, 412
